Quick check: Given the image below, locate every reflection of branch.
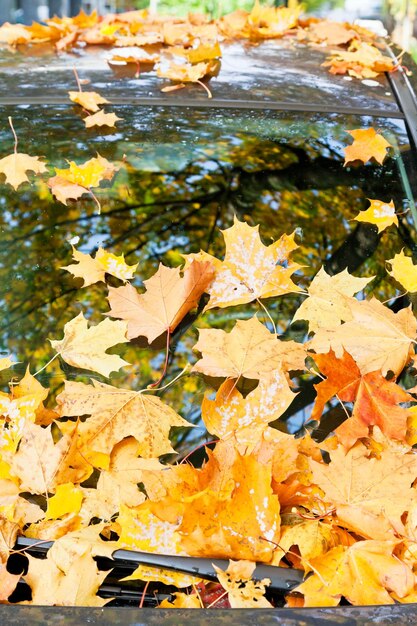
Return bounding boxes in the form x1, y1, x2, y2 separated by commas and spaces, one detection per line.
0, 286, 77, 332
114, 205, 210, 259
0, 191, 224, 249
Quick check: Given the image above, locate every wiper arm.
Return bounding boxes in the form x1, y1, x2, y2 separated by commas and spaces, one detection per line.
15, 536, 305, 593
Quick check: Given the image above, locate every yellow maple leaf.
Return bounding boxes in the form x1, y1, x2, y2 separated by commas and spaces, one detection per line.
49, 155, 118, 209
118, 503, 201, 588
293, 267, 373, 333
387, 249, 417, 293
309, 439, 417, 540
68, 90, 109, 113
157, 59, 215, 83
24, 551, 108, 606
201, 370, 296, 448
45, 483, 83, 520
79, 438, 161, 523
344, 128, 393, 166
49, 312, 129, 377
353, 199, 398, 233
14, 368, 58, 427
159, 593, 201, 608
273, 520, 341, 570
193, 316, 305, 380
308, 297, 416, 376
61, 245, 137, 287
56, 379, 193, 461
214, 560, 272, 608
296, 541, 414, 606
55, 155, 116, 188
204, 217, 301, 310
0, 153, 47, 190
0, 387, 46, 453
179, 451, 281, 562
11, 421, 91, 494
247, 0, 300, 38
84, 111, 123, 128
324, 42, 396, 79
0, 22, 32, 45
0, 357, 14, 372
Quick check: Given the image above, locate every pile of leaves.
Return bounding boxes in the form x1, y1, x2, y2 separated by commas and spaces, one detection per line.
0, 113, 416, 608
0, 1, 416, 612
0, 1, 397, 94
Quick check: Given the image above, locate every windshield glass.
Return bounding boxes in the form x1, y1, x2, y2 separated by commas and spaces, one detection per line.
0, 105, 415, 447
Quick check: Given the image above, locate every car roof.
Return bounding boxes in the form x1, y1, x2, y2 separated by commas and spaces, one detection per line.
0, 38, 402, 117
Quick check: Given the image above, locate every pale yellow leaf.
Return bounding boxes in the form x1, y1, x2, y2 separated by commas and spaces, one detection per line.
49, 312, 129, 377
293, 267, 373, 333
68, 90, 109, 113
0, 153, 47, 190
84, 111, 122, 128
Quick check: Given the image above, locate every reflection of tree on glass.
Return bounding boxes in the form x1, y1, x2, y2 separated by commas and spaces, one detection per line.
0, 106, 414, 442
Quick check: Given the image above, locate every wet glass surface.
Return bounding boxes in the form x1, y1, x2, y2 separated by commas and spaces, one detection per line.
0, 40, 400, 113
0, 105, 415, 446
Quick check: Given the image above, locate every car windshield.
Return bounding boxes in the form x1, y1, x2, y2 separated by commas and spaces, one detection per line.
0, 105, 415, 447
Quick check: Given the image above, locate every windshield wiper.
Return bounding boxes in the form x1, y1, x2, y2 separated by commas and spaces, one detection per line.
15, 536, 305, 593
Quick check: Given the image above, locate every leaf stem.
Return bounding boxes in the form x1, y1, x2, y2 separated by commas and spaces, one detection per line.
73, 66, 82, 92
33, 353, 59, 377
148, 328, 171, 388
8, 117, 18, 153
145, 363, 190, 392
139, 580, 150, 608
196, 80, 212, 99
179, 439, 219, 465
89, 188, 102, 214
206, 590, 228, 608
256, 298, 276, 334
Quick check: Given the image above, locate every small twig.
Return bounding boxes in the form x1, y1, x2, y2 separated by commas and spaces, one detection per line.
8, 117, 18, 153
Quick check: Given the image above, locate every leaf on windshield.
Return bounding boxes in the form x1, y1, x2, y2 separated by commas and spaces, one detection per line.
62, 245, 137, 286
344, 128, 393, 165
84, 111, 122, 128
353, 198, 398, 232
48, 154, 119, 209
387, 249, 417, 293
49, 312, 129, 377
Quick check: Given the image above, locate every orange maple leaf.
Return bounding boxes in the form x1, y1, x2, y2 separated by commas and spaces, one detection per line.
311, 350, 413, 448
107, 260, 214, 342
344, 128, 393, 166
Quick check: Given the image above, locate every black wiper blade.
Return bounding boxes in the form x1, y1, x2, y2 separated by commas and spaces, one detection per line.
15, 536, 305, 592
